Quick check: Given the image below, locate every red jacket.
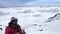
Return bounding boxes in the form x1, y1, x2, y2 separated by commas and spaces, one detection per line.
5, 26, 23, 34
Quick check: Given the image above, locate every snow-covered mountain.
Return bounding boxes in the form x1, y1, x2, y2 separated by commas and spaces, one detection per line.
0, 6, 60, 34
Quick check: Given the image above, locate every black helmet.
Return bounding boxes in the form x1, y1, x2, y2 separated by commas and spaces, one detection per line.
10, 17, 18, 22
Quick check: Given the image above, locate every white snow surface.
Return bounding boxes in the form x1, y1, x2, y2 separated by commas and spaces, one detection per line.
0, 7, 60, 34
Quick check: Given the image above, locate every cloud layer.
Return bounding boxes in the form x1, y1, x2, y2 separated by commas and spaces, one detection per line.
26, 0, 60, 5
0, 0, 60, 7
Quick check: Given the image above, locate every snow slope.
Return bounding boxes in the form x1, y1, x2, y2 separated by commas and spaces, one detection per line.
0, 7, 60, 34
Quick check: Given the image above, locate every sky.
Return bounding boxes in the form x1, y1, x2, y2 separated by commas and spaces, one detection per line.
0, 0, 60, 7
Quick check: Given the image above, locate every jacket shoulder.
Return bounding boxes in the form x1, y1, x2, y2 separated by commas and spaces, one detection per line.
5, 26, 11, 30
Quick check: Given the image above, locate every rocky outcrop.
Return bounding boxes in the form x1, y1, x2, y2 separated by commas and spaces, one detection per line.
46, 13, 60, 22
